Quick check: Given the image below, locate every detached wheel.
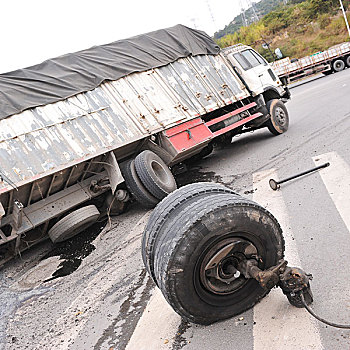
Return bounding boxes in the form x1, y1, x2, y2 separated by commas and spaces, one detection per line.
266, 99, 289, 136
120, 159, 159, 209
135, 150, 177, 200
152, 193, 284, 324
48, 205, 100, 243
142, 182, 239, 285
333, 59, 345, 72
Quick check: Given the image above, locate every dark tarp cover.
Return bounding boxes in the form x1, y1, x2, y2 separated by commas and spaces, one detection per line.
0, 25, 219, 120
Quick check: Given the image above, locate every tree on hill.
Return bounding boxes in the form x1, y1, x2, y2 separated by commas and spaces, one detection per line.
215, 0, 350, 61
214, 0, 294, 40
309, 0, 339, 15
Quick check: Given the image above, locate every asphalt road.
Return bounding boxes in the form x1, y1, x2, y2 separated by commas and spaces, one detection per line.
1, 69, 349, 350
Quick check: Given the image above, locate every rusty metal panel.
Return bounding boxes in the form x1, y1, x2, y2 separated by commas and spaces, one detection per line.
206, 55, 248, 100
0, 53, 249, 194
0, 85, 148, 193
155, 55, 248, 118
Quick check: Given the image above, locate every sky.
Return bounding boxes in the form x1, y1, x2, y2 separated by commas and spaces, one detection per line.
0, 0, 244, 74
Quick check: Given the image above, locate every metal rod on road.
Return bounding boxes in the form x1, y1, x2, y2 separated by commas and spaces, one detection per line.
339, 0, 350, 39
269, 162, 330, 190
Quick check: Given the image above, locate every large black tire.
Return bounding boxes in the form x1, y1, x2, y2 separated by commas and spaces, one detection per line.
266, 99, 289, 136
153, 194, 285, 324
346, 55, 350, 68
135, 150, 177, 200
142, 182, 239, 285
48, 205, 100, 243
120, 159, 159, 209
333, 59, 345, 72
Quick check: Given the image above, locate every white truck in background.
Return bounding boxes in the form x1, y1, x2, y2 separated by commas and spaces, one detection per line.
0, 26, 290, 264
272, 42, 350, 83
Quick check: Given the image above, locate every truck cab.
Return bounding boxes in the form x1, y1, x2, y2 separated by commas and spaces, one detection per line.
222, 44, 290, 102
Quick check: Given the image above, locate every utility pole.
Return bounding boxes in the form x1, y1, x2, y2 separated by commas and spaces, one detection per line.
339, 0, 350, 39
206, 0, 217, 29
240, 0, 248, 26
246, 0, 260, 22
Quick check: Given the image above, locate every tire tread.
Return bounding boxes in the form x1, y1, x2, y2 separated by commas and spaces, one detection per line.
142, 182, 240, 284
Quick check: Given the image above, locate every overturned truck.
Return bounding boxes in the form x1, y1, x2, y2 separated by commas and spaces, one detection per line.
0, 25, 290, 265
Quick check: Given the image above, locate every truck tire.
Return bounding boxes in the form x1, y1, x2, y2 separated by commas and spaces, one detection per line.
48, 205, 100, 243
135, 150, 177, 200
266, 99, 289, 136
346, 56, 350, 68
153, 194, 284, 324
333, 59, 345, 72
120, 159, 159, 209
142, 182, 239, 285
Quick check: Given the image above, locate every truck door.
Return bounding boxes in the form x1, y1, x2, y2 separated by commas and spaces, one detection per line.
228, 49, 279, 94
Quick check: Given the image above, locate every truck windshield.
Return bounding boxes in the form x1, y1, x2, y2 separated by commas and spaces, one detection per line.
234, 50, 267, 71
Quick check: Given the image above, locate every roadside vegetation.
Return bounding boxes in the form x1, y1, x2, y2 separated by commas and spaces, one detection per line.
214, 0, 288, 40
216, 0, 350, 61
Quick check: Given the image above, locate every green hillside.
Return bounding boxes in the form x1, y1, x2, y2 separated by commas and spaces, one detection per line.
214, 0, 306, 40
216, 0, 350, 61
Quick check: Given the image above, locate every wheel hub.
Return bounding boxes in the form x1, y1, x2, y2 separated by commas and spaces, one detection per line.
151, 160, 168, 183
200, 238, 258, 295
275, 107, 286, 126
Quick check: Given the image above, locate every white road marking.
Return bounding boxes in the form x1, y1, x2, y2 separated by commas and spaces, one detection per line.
313, 152, 350, 230
38, 153, 349, 350
37, 212, 151, 350
125, 288, 181, 350
253, 169, 323, 350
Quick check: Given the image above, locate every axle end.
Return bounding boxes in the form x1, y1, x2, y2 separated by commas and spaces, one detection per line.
269, 179, 280, 191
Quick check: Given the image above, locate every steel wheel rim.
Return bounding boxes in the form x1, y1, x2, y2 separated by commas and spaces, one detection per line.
198, 237, 258, 295
335, 61, 343, 70
151, 160, 168, 183
275, 106, 286, 126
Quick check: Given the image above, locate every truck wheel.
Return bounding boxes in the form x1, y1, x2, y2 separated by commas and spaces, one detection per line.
266, 99, 289, 136
135, 150, 177, 200
120, 159, 159, 209
48, 205, 100, 243
142, 182, 239, 285
153, 193, 285, 324
346, 56, 350, 68
333, 59, 345, 72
